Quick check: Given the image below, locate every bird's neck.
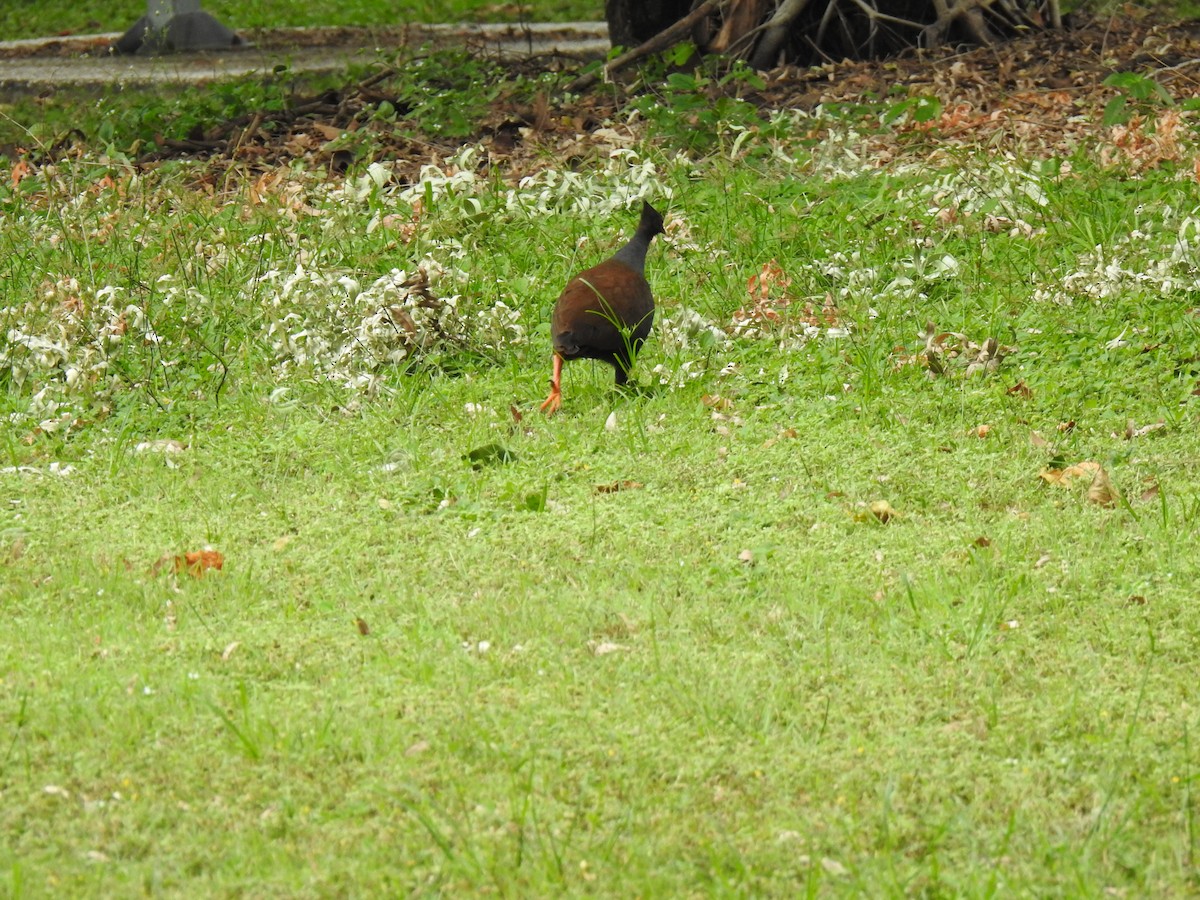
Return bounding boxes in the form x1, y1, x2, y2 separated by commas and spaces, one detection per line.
611, 231, 654, 275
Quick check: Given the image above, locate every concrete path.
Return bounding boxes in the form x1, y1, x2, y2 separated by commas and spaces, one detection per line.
0, 23, 609, 93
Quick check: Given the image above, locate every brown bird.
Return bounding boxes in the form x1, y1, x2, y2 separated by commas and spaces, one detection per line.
540, 201, 665, 414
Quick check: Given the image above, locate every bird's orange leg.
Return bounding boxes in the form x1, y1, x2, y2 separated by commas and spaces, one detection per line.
539, 353, 563, 414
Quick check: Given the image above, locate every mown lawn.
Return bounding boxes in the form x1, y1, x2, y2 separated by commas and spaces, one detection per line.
2, 39, 1200, 897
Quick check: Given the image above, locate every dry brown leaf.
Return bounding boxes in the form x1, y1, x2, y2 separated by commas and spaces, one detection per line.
972, 424, 992, 438
588, 640, 629, 656
221, 641, 240, 661
820, 858, 849, 877
729, 260, 824, 337
174, 549, 223, 577
135, 439, 186, 454
702, 394, 733, 411
1030, 431, 1050, 449
853, 500, 898, 524
1038, 460, 1100, 487
1086, 467, 1120, 507
312, 123, 343, 141
1122, 420, 1165, 440
355, 617, 370, 636
405, 740, 431, 756
9, 160, 32, 189
973, 536, 991, 548
921, 326, 1014, 377
1007, 380, 1033, 399
763, 427, 798, 448
282, 133, 318, 157
1057, 420, 1076, 433
595, 480, 644, 494
738, 548, 755, 564
1139, 481, 1161, 502
1034, 553, 1052, 569
747, 259, 792, 303
1039, 461, 1119, 507
248, 169, 285, 206
870, 500, 898, 522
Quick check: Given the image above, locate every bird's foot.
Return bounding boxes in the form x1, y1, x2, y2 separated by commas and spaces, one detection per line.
539, 388, 562, 415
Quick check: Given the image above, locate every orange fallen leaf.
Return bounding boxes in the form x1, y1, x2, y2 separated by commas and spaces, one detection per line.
1007, 380, 1033, 399
746, 259, 792, 302
1038, 461, 1101, 487
355, 617, 370, 636
972, 424, 992, 438
174, 549, 224, 576
9, 160, 32, 190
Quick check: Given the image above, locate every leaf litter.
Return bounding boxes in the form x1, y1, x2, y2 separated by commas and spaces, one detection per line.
15, 12, 1196, 182
1038, 461, 1120, 508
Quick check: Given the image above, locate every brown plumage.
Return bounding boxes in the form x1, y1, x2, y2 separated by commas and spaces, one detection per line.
540, 201, 665, 414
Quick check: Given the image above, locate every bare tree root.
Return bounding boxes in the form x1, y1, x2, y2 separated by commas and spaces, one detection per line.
601, 0, 1063, 70
568, 0, 732, 93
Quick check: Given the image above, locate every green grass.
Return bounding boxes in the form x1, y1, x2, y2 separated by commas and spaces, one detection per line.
0, 0, 599, 41
0, 49, 553, 162
3, 69, 1200, 896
